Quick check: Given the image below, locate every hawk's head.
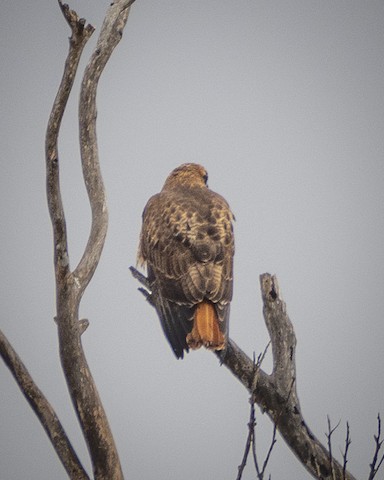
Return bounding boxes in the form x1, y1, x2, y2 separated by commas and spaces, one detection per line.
162, 163, 208, 190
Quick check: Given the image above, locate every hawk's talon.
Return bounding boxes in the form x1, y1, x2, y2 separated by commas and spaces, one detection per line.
129, 266, 151, 289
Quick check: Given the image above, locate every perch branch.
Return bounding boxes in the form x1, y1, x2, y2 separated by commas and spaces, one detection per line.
223, 274, 357, 480
130, 267, 357, 480
0, 329, 89, 480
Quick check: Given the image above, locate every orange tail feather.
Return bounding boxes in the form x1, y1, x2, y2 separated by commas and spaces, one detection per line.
186, 301, 225, 351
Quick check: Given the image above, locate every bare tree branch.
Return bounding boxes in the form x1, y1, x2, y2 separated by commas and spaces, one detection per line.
44, 1, 135, 478
73, 0, 136, 291
0, 329, 89, 480
131, 268, 358, 480
46, 1, 94, 281
222, 274, 358, 480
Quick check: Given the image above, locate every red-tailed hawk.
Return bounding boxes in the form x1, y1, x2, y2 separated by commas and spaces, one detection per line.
138, 163, 234, 359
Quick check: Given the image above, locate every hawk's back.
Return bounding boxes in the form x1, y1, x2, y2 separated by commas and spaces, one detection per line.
138, 163, 234, 358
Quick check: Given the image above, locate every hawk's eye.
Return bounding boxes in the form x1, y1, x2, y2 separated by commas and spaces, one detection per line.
203, 173, 208, 184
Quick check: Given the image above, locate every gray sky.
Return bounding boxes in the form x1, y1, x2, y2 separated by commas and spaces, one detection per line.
1, 1, 384, 478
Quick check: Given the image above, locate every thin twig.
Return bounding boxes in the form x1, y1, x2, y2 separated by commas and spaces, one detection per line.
237, 348, 276, 480
250, 403, 277, 480
252, 350, 276, 480
368, 414, 384, 480
0, 329, 89, 479
256, 343, 270, 377
237, 352, 262, 480
236, 401, 255, 480
260, 423, 277, 478
251, 403, 262, 478
327, 416, 341, 480
342, 422, 351, 480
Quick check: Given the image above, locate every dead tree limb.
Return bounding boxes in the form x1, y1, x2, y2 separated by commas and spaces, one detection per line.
45, 1, 94, 283
44, 1, 135, 478
223, 274, 357, 480
0, 329, 89, 480
73, 0, 136, 289
131, 268, 358, 480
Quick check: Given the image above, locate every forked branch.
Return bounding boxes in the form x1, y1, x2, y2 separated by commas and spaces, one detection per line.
44, 1, 135, 478
223, 274, 357, 480
131, 268, 358, 480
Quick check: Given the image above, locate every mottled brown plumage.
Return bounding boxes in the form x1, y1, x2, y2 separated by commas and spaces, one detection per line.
138, 163, 234, 359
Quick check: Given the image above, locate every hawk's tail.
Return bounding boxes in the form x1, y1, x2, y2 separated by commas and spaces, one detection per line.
186, 301, 226, 351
